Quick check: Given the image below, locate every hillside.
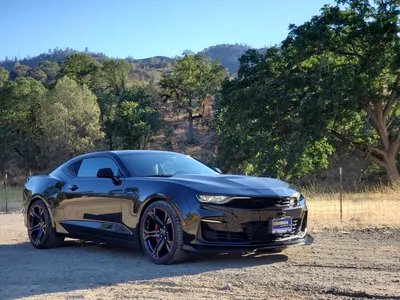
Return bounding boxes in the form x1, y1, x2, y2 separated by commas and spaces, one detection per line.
0, 44, 253, 76
200, 43, 252, 74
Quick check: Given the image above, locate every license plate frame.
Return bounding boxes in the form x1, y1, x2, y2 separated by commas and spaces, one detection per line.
269, 216, 293, 234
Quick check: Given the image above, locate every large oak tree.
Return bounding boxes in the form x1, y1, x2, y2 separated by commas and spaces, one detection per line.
159, 52, 224, 143
283, 0, 400, 181
218, 0, 400, 182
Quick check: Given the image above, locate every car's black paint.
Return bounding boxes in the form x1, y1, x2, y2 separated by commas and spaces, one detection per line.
23, 150, 313, 259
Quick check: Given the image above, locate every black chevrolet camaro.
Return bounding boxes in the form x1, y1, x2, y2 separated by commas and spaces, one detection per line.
22, 150, 313, 264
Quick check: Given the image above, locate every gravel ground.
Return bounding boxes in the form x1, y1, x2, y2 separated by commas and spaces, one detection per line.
0, 214, 399, 300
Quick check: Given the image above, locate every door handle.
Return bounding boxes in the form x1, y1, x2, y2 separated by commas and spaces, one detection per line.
68, 185, 79, 191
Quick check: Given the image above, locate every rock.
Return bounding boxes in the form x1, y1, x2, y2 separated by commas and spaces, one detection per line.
233, 281, 244, 288
219, 283, 233, 290
350, 218, 361, 222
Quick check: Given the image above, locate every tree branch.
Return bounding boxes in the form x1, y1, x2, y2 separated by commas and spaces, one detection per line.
366, 145, 387, 157
380, 0, 388, 13
329, 129, 387, 162
383, 72, 400, 123
173, 102, 186, 111
192, 114, 203, 120
393, 130, 400, 155
366, 103, 390, 151
387, 115, 396, 129
366, 151, 387, 168
13, 147, 24, 158
329, 47, 362, 59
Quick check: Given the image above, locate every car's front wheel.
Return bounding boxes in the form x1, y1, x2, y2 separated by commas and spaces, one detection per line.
28, 200, 64, 249
140, 201, 191, 264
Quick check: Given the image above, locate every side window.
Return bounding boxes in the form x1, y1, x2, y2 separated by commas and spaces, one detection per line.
66, 160, 82, 177
77, 157, 120, 178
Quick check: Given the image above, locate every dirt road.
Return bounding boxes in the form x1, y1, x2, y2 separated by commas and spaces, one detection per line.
0, 214, 399, 300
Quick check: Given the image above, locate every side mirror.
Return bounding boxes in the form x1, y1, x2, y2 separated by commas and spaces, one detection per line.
214, 167, 222, 174
97, 168, 121, 185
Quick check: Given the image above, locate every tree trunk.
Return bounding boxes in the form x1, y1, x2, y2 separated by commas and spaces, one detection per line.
383, 155, 400, 182
107, 133, 114, 150
366, 102, 400, 183
188, 109, 194, 144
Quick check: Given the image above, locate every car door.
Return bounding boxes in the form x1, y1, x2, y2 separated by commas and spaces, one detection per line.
59, 156, 131, 240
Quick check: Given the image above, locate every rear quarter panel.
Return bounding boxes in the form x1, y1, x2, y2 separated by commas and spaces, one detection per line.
23, 175, 67, 231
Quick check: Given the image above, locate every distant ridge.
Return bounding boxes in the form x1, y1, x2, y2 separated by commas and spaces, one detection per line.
0, 43, 259, 75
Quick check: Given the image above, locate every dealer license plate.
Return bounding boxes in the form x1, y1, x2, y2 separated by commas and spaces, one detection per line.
270, 217, 293, 234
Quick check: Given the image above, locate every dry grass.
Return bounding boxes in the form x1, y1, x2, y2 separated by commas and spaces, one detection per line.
305, 184, 400, 230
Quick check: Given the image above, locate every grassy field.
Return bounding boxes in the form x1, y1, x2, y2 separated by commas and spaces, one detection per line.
1, 185, 399, 229
305, 185, 400, 229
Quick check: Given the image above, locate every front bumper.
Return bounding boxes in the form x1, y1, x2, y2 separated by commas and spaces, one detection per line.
184, 230, 313, 252
183, 198, 313, 252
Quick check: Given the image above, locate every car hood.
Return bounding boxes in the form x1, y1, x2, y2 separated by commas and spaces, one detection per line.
166, 174, 299, 197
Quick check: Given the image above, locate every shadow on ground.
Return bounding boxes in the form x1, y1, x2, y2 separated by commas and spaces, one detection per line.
0, 240, 288, 299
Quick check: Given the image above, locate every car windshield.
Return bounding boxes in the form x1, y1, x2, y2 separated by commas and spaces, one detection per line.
119, 152, 219, 177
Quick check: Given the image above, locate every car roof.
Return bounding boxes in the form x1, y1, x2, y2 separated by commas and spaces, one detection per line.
111, 150, 183, 156
70, 150, 185, 161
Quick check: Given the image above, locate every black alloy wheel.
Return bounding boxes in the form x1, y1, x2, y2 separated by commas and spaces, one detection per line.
27, 200, 64, 249
29, 204, 46, 245
140, 201, 191, 265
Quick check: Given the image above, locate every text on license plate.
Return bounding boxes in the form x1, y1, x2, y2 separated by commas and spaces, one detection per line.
270, 217, 293, 234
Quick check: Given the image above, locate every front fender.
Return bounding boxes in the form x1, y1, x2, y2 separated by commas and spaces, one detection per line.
138, 193, 188, 223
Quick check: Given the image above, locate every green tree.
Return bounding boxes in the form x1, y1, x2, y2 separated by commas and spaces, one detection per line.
0, 77, 46, 170
13, 62, 31, 78
97, 92, 122, 150
28, 67, 47, 82
116, 101, 160, 149
42, 77, 103, 163
113, 85, 161, 150
217, 49, 334, 179
39, 60, 60, 82
281, 0, 400, 181
218, 0, 400, 182
0, 67, 8, 87
159, 52, 224, 143
100, 59, 130, 96
60, 54, 99, 86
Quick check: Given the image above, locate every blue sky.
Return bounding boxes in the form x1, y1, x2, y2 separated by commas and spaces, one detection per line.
1, 0, 335, 60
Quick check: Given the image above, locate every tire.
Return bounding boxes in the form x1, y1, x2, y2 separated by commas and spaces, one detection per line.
27, 200, 64, 249
140, 201, 191, 265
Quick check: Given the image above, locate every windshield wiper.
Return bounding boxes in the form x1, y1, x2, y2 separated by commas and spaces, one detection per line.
142, 174, 173, 177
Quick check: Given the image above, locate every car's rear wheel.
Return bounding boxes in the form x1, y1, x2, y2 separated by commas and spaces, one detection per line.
140, 201, 191, 265
28, 200, 64, 249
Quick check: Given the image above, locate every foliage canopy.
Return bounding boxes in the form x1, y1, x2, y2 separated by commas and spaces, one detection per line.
217, 0, 400, 182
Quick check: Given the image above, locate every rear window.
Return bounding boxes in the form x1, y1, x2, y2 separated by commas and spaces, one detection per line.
66, 160, 82, 177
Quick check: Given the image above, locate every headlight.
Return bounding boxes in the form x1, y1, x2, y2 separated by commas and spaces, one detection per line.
196, 195, 235, 204
298, 194, 306, 206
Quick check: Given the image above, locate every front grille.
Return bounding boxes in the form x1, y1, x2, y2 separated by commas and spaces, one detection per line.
201, 218, 302, 243
226, 197, 298, 209
200, 227, 246, 242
